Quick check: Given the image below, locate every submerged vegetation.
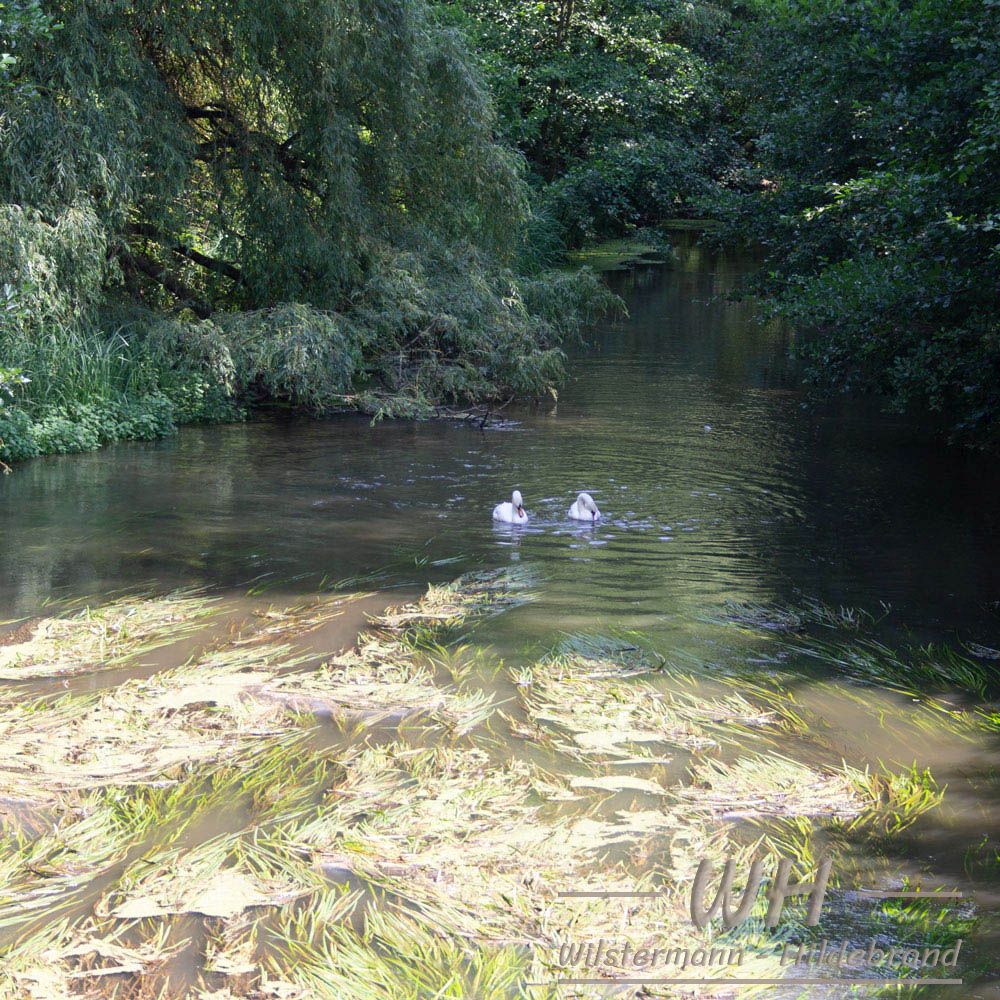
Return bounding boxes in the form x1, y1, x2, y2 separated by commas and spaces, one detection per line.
0, 571, 984, 997
712, 595, 998, 701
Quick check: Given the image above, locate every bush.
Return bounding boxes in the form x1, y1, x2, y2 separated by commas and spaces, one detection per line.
721, 0, 1000, 448
24, 396, 174, 455
0, 406, 40, 462
543, 139, 718, 246
166, 374, 246, 425
0, 385, 246, 465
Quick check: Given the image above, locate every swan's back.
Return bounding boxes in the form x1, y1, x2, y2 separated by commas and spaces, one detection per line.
568, 491, 601, 520
493, 500, 528, 523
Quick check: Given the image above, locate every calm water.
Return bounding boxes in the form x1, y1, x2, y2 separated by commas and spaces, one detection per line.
4, 240, 1000, 640
2, 236, 999, 993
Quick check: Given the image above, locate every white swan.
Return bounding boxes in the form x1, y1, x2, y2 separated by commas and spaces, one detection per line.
568, 491, 601, 522
493, 489, 528, 524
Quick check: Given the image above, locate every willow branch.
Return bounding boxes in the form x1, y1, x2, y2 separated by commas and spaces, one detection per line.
127, 223, 243, 284
118, 249, 213, 319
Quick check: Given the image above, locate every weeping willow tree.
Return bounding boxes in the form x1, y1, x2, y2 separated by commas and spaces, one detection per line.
0, 0, 610, 461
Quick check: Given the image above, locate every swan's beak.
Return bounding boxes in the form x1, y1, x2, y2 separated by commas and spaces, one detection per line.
517, 505, 524, 516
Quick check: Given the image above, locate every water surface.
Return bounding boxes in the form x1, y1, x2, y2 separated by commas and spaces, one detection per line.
2, 235, 999, 995
4, 240, 998, 642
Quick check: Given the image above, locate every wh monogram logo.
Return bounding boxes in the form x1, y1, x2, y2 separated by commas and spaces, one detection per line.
690, 857, 833, 929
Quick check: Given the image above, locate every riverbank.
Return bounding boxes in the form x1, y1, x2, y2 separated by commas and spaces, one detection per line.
0, 264, 618, 472
0, 228, 724, 473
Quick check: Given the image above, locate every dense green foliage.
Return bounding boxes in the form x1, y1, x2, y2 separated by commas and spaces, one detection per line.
447, 0, 1000, 447
0, 0, 611, 464
4, 0, 1000, 459
444, 0, 748, 249
720, 0, 1000, 447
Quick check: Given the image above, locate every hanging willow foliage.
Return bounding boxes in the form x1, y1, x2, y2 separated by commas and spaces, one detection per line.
0, 0, 613, 459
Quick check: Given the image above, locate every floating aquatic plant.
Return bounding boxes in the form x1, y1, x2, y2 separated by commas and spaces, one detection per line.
265, 898, 549, 1000
678, 753, 867, 821
679, 754, 944, 831
369, 566, 535, 645
0, 643, 305, 803
0, 732, 319, 938
259, 634, 497, 734
0, 914, 181, 998
0, 571, 529, 806
97, 832, 321, 922
0, 590, 222, 680
0, 569, 979, 998
233, 592, 375, 645
516, 661, 794, 763
258, 742, 785, 992
793, 637, 990, 699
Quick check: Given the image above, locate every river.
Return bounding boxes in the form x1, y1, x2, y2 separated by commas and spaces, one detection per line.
1, 234, 998, 996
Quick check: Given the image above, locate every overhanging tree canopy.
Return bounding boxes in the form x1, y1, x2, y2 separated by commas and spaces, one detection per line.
1, 0, 607, 437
